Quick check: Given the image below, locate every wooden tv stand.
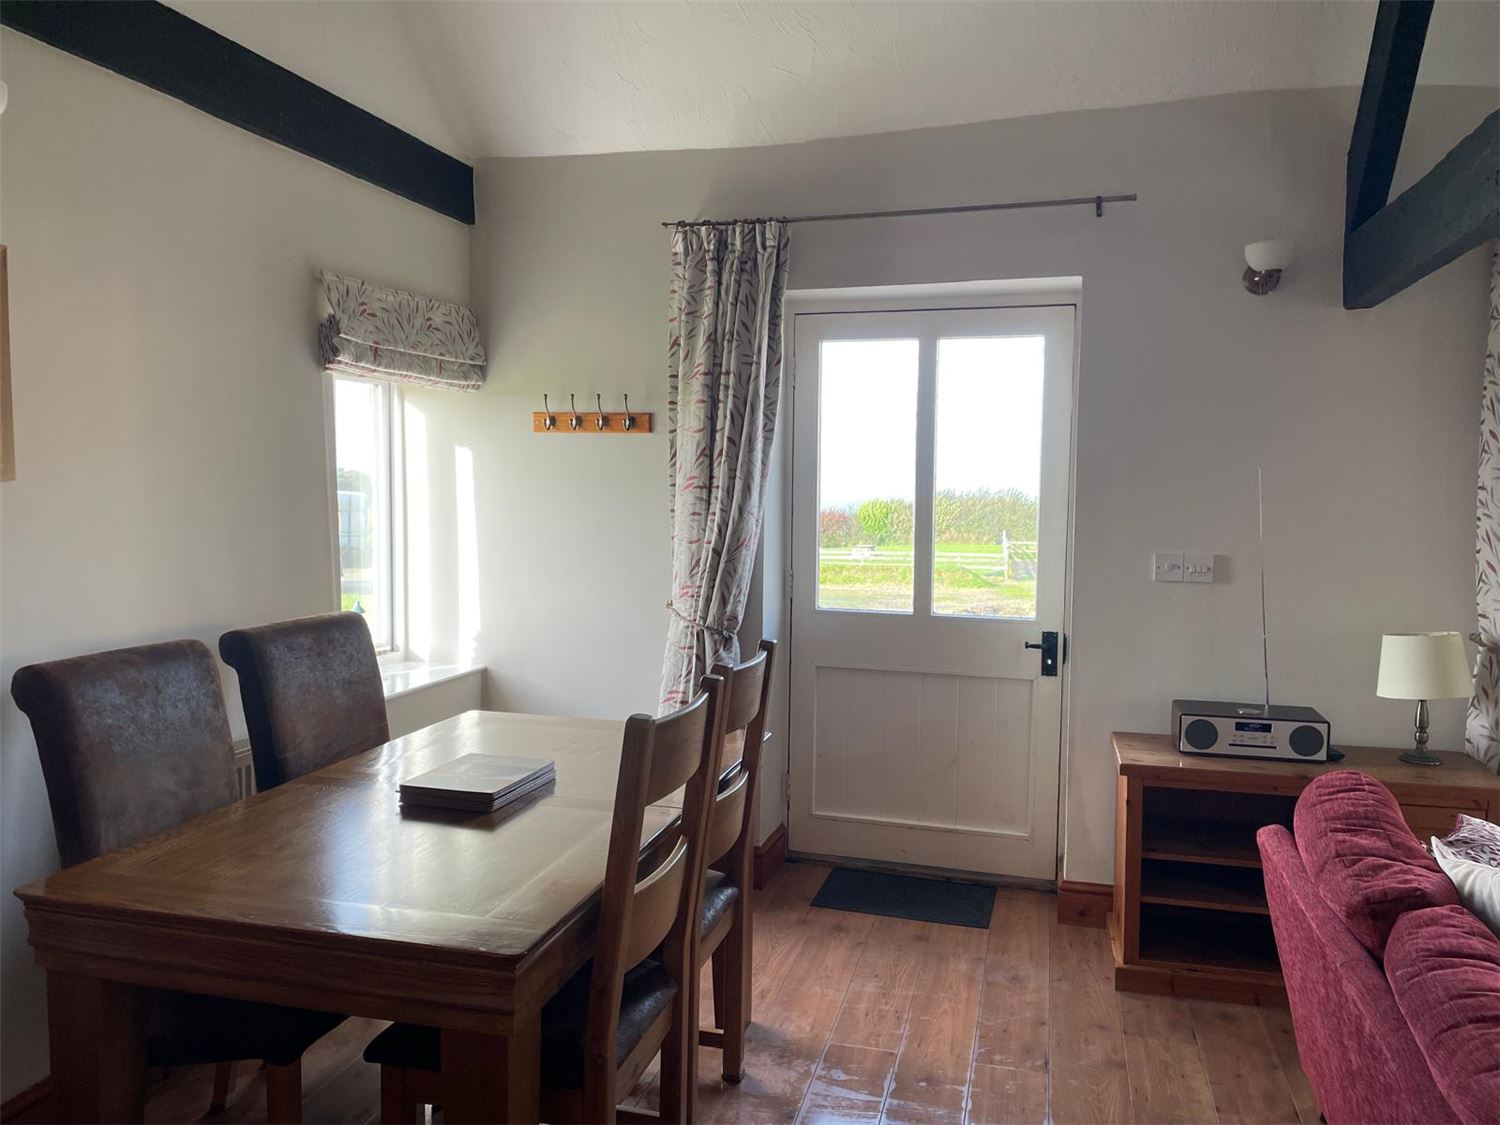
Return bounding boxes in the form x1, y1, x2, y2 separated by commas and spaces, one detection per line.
1110, 731, 1499, 1005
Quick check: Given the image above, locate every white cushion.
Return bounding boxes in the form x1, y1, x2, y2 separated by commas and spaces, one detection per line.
1431, 835, 1500, 939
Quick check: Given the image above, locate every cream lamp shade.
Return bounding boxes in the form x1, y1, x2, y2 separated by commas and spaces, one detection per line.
1376, 632, 1473, 700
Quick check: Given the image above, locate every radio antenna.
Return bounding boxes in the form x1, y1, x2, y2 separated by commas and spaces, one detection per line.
1258, 467, 1271, 715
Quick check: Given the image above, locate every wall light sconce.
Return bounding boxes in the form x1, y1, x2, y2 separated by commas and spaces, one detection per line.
1243, 239, 1294, 295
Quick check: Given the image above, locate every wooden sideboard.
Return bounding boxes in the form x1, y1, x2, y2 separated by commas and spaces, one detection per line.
1110, 731, 1500, 1005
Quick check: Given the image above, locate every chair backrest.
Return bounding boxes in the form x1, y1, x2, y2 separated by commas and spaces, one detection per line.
704, 640, 777, 870
584, 674, 726, 1102
218, 612, 388, 790
11, 640, 240, 868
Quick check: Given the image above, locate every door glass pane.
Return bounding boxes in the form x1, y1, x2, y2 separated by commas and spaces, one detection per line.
933, 336, 1045, 619
817, 339, 919, 613
334, 377, 393, 650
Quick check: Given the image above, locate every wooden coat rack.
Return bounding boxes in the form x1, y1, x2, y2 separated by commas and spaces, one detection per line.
532, 394, 653, 434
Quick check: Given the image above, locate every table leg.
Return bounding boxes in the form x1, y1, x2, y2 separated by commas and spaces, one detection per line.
46, 972, 145, 1124
441, 1010, 541, 1124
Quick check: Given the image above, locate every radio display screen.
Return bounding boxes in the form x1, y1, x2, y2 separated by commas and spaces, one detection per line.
1234, 721, 1273, 733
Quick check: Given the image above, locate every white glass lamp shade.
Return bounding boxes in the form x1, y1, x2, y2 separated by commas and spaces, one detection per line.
1245, 239, 1295, 273
1376, 632, 1472, 700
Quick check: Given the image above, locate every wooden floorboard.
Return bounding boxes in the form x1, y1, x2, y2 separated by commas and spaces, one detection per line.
131, 860, 1312, 1125
1189, 1001, 1302, 1125
1258, 1006, 1321, 1125
1118, 994, 1217, 1125
1047, 913, 1131, 1125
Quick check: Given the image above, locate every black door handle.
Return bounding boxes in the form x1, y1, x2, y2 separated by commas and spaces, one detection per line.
1026, 631, 1060, 677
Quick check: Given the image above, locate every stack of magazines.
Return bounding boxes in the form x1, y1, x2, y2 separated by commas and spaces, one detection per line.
398, 754, 556, 814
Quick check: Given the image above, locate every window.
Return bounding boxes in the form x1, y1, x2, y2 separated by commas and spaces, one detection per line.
332, 377, 398, 653
815, 338, 919, 612
932, 335, 1044, 619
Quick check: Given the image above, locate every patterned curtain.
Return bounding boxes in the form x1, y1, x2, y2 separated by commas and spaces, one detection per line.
317, 271, 486, 391
659, 221, 791, 710
1466, 245, 1500, 773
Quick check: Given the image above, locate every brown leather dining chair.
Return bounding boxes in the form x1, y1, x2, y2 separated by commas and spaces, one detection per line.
365, 674, 728, 1124
218, 611, 389, 791
696, 639, 776, 1083
10, 639, 345, 1123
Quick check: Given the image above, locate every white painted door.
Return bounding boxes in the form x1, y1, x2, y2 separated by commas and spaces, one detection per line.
788, 304, 1074, 880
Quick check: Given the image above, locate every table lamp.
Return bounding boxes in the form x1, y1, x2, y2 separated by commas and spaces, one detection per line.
1376, 632, 1473, 766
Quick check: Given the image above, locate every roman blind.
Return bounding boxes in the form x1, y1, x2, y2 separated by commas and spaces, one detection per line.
317, 271, 485, 391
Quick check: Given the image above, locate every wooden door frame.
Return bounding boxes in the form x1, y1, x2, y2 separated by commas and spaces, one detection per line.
776, 283, 1083, 880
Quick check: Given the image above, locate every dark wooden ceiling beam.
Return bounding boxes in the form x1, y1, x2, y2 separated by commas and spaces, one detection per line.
1344, 109, 1500, 309
1345, 0, 1434, 235
0, 0, 474, 224
1342, 0, 1499, 308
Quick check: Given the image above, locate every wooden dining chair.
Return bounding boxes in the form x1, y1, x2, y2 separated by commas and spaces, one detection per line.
364, 674, 727, 1124
695, 639, 776, 1083
218, 611, 389, 791
10, 640, 345, 1123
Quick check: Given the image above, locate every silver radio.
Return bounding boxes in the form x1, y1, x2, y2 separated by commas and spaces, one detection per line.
1171, 700, 1331, 762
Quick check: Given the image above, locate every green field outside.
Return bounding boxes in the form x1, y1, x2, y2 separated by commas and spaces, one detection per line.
817, 542, 1037, 617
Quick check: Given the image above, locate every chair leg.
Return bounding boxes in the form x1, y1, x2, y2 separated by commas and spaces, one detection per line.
264, 1059, 303, 1125
709, 945, 728, 1033
721, 909, 751, 1083
658, 988, 694, 1124
208, 1061, 234, 1113
379, 1066, 421, 1124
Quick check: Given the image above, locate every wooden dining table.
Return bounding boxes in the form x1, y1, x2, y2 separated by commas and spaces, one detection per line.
17, 709, 737, 1125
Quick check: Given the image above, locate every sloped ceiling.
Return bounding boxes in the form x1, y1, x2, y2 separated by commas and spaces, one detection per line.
173, 0, 1500, 161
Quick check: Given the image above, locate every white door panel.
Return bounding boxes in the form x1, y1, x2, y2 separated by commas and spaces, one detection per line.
788, 304, 1074, 880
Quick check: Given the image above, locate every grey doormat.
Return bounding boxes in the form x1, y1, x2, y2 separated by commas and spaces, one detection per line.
810, 867, 996, 928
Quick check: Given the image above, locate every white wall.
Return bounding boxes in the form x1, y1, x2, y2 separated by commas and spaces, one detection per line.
0, 33, 1492, 1100
453, 86, 1495, 868
0, 33, 469, 1100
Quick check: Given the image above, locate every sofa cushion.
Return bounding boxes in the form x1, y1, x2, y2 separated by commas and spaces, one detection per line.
1385, 905, 1500, 1125
1294, 771, 1458, 956
1432, 836, 1500, 939
1439, 813, 1500, 866
1259, 824, 1458, 1125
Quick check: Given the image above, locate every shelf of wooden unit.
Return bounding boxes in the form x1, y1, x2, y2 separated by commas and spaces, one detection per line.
1136, 906, 1281, 976
1140, 816, 1264, 868
1139, 860, 1269, 915
1110, 731, 1500, 1006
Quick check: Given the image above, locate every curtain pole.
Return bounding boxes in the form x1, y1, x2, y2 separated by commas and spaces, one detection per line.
661, 192, 1138, 228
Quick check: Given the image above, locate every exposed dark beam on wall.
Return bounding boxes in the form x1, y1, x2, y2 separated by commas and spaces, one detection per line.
1346, 0, 1434, 235
0, 0, 475, 224
1343, 109, 1500, 309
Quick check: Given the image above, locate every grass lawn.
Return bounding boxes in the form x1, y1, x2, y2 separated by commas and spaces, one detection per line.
817, 543, 1037, 617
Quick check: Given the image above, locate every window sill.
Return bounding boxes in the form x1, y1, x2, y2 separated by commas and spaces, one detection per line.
379, 660, 483, 701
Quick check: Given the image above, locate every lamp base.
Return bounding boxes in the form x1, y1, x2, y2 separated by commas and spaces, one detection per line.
1399, 699, 1444, 766
1398, 748, 1444, 767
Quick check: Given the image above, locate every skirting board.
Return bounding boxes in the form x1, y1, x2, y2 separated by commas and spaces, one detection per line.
0, 1078, 49, 1125
753, 822, 788, 890
1057, 879, 1112, 928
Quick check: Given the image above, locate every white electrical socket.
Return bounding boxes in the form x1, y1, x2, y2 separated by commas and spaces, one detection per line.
1153, 552, 1184, 582
1183, 553, 1216, 583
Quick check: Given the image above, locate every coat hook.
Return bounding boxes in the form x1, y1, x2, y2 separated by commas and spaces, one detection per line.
1095, 195, 1103, 218
622, 394, 635, 431
542, 394, 556, 430
569, 393, 582, 431
595, 393, 608, 430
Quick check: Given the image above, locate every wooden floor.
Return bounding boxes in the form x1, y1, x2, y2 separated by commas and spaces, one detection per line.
139, 861, 1316, 1125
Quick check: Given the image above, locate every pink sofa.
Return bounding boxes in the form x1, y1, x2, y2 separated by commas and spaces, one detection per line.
1258, 771, 1500, 1125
